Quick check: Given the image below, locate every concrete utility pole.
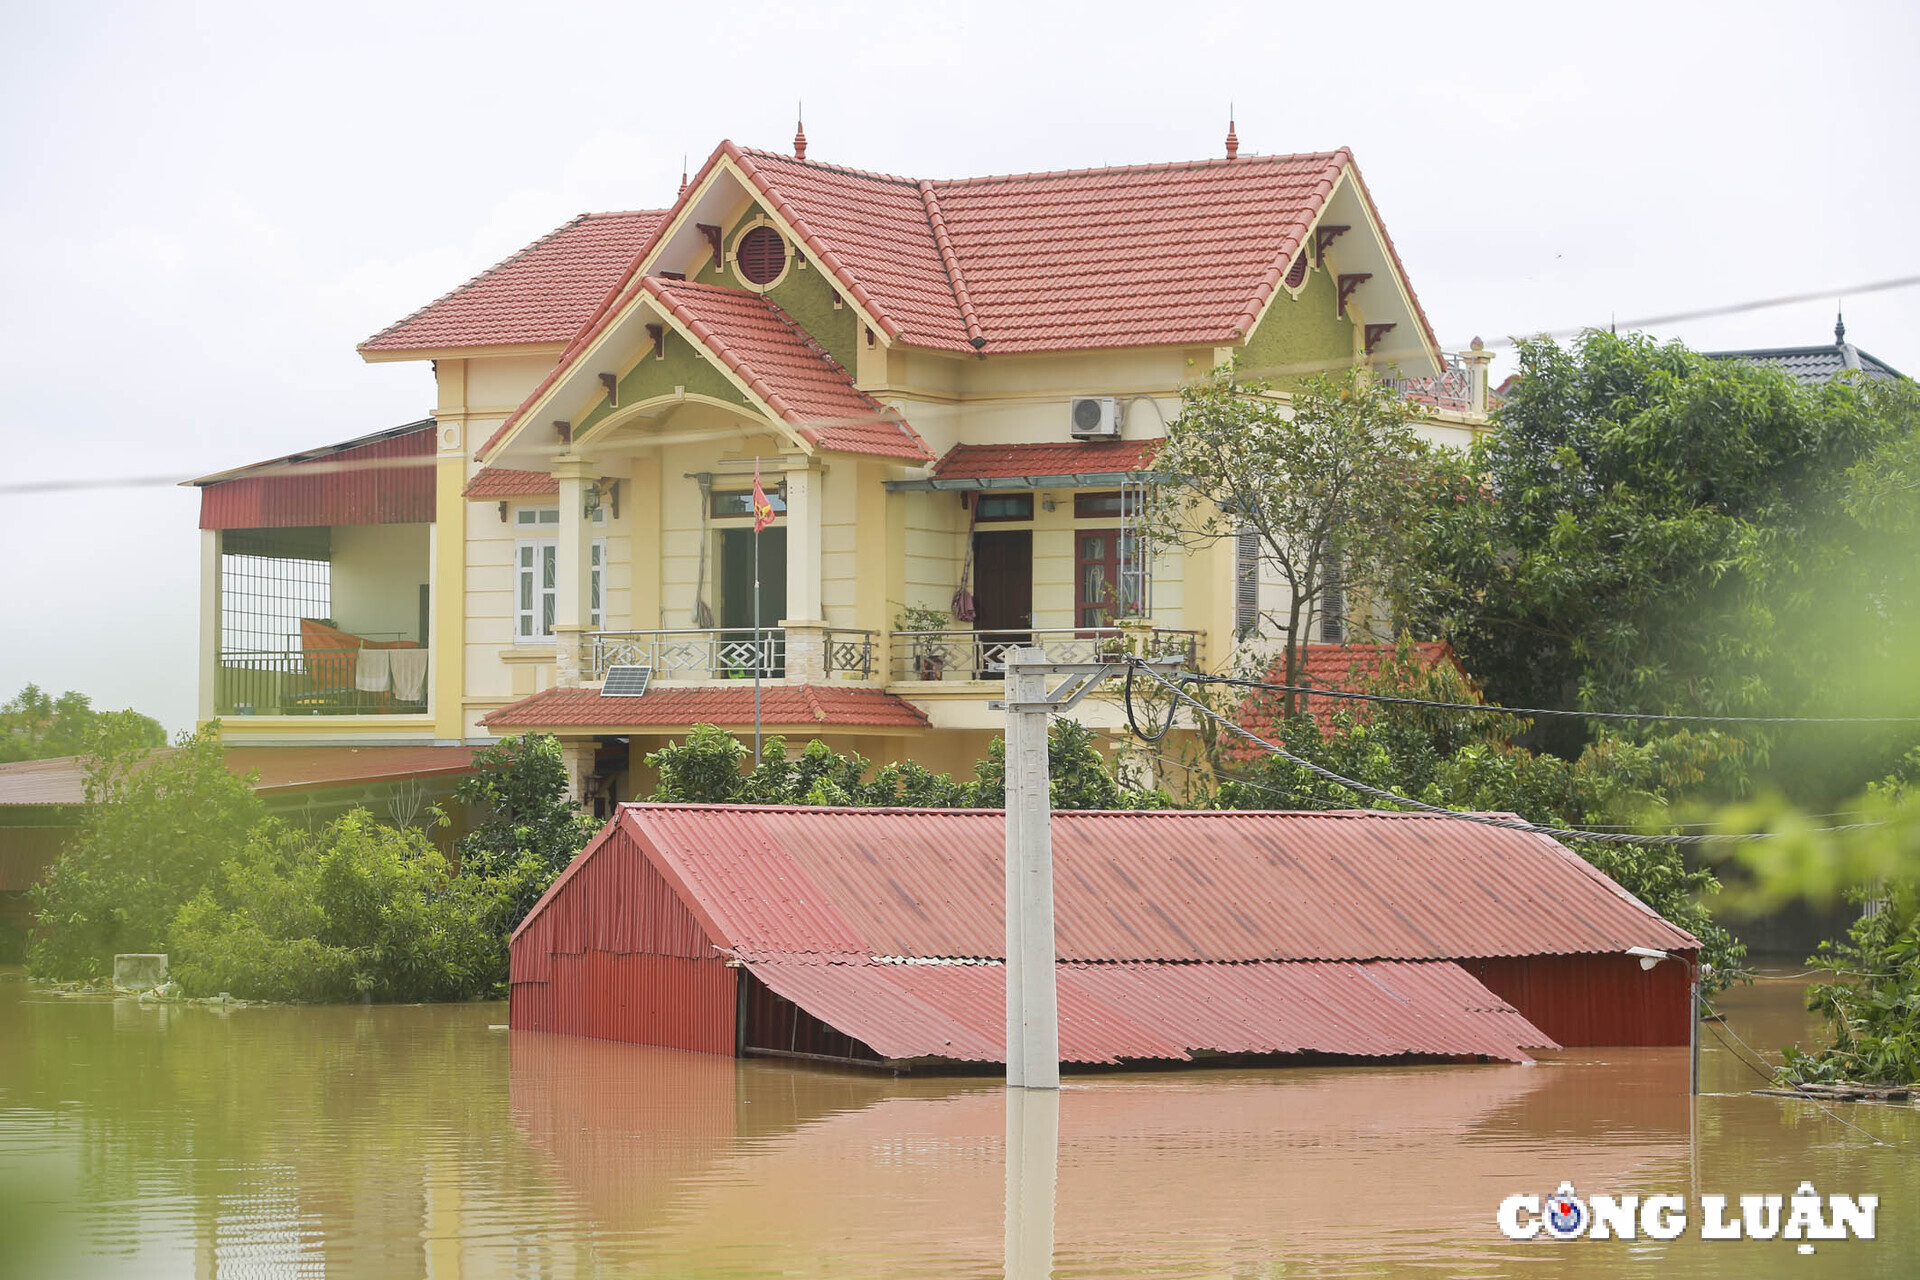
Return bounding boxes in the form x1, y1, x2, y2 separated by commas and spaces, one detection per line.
997, 643, 1182, 1090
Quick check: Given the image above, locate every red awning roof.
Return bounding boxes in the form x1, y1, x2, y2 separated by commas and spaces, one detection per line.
747, 957, 1555, 1064
360, 210, 667, 355
930, 439, 1160, 483
192, 420, 437, 530
482, 685, 930, 731
462, 467, 560, 499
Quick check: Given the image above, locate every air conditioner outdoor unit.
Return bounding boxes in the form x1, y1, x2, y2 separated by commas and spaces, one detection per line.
1068, 396, 1122, 439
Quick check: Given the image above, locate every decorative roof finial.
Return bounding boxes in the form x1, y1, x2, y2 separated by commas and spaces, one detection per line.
1835, 303, 1846, 346
795, 103, 807, 160
1225, 105, 1239, 161
678, 155, 688, 196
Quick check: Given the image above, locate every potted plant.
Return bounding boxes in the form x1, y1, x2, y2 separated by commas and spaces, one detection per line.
893, 604, 954, 681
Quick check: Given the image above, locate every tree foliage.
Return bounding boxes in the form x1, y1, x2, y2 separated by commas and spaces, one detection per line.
170, 811, 508, 1003
452, 733, 599, 880
0, 684, 165, 763
643, 720, 1167, 810
1146, 362, 1435, 709
1404, 332, 1920, 796
29, 725, 265, 980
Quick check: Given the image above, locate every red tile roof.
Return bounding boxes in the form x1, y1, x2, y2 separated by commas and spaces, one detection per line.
640, 279, 931, 460
461, 467, 559, 499
360, 210, 667, 354
749, 957, 1554, 1064
482, 685, 930, 730
931, 438, 1161, 481
1236, 641, 1462, 740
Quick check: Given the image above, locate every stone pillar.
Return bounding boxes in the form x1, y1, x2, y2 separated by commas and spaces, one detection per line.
1462, 336, 1495, 419
552, 455, 598, 687
558, 738, 596, 807
782, 622, 827, 682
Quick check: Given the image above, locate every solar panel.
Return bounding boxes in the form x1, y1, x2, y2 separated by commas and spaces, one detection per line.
599, 665, 653, 697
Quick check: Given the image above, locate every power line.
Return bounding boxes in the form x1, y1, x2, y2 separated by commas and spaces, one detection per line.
1184, 672, 1920, 727
1124, 659, 1887, 847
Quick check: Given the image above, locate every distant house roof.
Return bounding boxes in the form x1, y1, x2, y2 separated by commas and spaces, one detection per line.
1234, 641, 1463, 742
0, 745, 478, 808
360, 210, 668, 355
1706, 315, 1907, 384
482, 685, 930, 731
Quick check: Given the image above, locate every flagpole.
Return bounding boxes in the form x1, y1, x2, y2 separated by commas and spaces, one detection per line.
753, 515, 762, 767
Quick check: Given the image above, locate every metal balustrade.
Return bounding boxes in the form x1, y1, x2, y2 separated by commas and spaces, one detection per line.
887, 627, 1202, 683
587, 628, 877, 682
215, 646, 429, 716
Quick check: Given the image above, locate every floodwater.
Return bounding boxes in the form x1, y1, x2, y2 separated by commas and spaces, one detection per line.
1, 967, 1913, 1279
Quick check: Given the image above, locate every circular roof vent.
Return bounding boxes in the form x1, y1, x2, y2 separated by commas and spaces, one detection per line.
1285, 252, 1308, 290
737, 225, 787, 286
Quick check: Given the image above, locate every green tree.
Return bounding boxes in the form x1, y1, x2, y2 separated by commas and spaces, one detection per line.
1145, 362, 1435, 712
170, 810, 507, 1003
0, 685, 165, 763
29, 725, 265, 980
451, 733, 599, 933
967, 718, 1170, 811
1406, 332, 1919, 793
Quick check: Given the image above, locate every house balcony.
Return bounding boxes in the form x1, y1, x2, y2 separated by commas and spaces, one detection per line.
587, 627, 878, 684
887, 626, 1203, 684
215, 638, 430, 717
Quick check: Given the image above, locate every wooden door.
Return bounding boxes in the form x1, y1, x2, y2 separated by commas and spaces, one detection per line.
972, 530, 1032, 675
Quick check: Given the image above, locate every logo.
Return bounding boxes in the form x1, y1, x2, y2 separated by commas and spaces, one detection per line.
1498, 1182, 1878, 1247
1542, 1183, 1586, 1239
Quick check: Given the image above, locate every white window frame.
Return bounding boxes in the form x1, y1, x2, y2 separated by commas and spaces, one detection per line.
514, 535, 604, 643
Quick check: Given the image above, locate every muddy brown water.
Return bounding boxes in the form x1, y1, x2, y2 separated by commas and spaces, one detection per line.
1, 965, 1914, 1278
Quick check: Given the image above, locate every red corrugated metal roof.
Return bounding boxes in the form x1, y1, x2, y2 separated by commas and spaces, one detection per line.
462, 467, 560, 498
746, 958, 1555, 1064
931, 439, 1161, 481
195, 421, 436, 530
482, 685, 930, 730
0, 745, 477, 807
589, 804, 1698, 964
360, 211, 667, 354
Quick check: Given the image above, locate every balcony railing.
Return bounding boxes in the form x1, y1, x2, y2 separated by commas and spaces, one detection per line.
216, 647, 429, 716
888, 627, 1202, 683
587, 628, 877, 682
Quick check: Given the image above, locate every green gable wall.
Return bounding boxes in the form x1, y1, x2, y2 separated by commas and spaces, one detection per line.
696, 203, 859, 371
1237, 265, 1355, 388
576, 331, 752, 436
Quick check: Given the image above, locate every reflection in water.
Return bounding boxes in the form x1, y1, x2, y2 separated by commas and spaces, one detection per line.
0, 969, 1914, 1278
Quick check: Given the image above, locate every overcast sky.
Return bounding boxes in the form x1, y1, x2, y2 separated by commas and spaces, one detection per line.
3, 0, 1915, 735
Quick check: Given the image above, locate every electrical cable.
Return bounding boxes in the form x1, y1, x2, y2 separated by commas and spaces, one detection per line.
1121, 663, 1180, 743
1705, 1017, 1901, 1151
1124, 658, 1888, 847
1182, 671, 1920, 727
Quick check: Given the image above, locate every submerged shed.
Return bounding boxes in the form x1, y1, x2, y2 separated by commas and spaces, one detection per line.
509, 805, 1699, 1069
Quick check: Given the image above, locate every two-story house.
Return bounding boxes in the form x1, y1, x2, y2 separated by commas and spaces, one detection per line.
192, 128, 1495, 805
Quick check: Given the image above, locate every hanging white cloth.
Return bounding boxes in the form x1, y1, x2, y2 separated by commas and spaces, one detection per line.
388, 648, 429, 702
354, 648, 392, 693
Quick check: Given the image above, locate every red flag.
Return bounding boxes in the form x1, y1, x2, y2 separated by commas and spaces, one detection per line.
752, 460, 776, 532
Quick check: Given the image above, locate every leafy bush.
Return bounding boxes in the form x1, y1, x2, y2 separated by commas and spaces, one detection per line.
1779, 884, 1920, 1086
644, 719, 1166, 810
171, 811, 508, 1003
30, 725, 264, 980
453, 733, 600, 879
